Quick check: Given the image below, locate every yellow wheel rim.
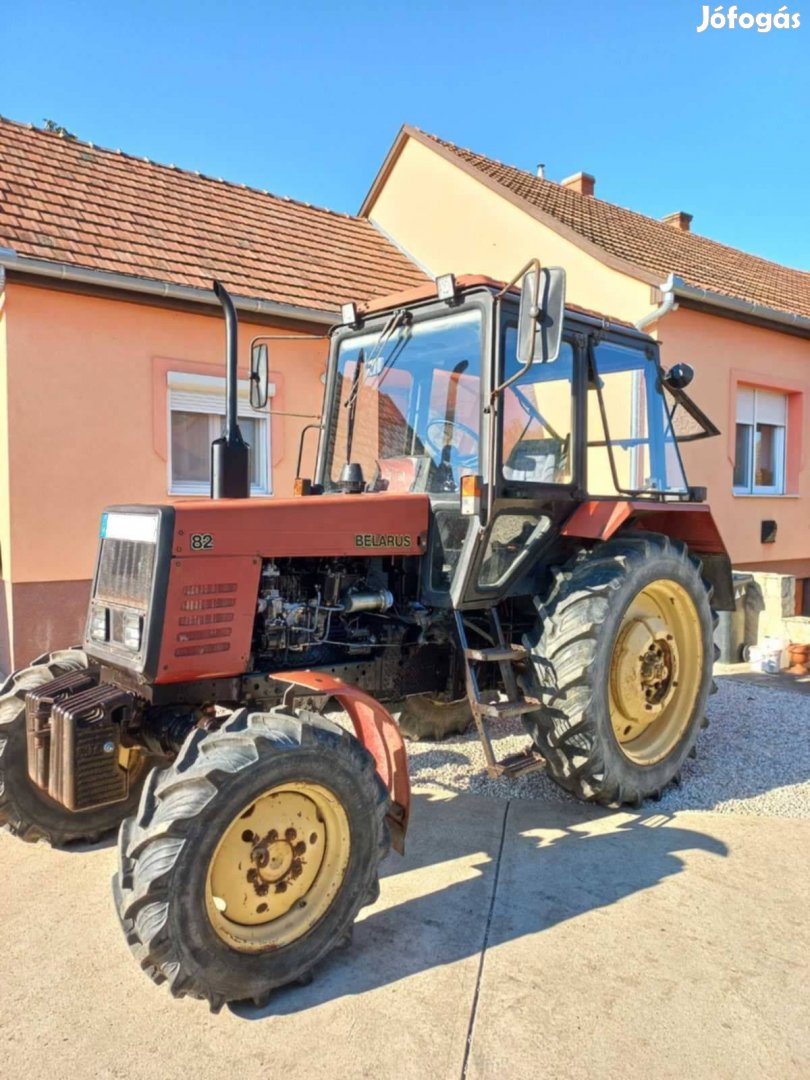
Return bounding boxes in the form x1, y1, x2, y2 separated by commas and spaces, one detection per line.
608, 579, 704, 766
205, 782, 350, 953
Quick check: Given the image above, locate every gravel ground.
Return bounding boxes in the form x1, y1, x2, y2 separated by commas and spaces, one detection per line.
394, 676, 810, 818
2, 667, 804, 818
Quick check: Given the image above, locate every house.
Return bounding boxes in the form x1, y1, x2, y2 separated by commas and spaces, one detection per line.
0, 117, 426, 672
360, 126, 810, 623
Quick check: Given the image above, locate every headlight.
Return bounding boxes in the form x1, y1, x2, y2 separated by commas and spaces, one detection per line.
90, 606, 109, 642
122, 611, 143, 652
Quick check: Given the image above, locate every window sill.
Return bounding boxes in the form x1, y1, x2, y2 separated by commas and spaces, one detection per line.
169, 488, 273, 498
732, 492, 798, 499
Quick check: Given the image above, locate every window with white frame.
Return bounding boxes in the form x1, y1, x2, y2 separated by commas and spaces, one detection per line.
167, 371, 274, 495
733, 387, 787, 495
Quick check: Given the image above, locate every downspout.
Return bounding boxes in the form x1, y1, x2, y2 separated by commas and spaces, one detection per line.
636, 272, 679, 332
636, 273, 810, 338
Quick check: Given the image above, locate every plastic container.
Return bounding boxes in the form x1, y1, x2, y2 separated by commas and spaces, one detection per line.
748, 638, 784, 674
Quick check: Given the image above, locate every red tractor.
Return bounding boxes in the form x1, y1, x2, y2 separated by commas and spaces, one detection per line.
0, 263, 731, 1010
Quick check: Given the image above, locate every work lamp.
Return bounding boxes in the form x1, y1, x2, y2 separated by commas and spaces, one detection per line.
341, 302, 359, 327
436, 273, 457, 302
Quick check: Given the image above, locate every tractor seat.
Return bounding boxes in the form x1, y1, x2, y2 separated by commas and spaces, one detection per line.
503, 437, 568, 484
374, 455, 433, 493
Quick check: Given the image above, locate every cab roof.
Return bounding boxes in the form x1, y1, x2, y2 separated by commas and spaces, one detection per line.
359, 274, 642, 334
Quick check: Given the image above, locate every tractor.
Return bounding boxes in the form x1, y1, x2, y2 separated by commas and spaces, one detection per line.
0, 262, 732, 1010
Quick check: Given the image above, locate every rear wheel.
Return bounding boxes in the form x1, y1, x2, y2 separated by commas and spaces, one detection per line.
523, 532, 716, 806
114, 707, 389, 1011
0, 650, 149, 845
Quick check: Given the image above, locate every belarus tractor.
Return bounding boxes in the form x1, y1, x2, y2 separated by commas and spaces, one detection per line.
0, 262, 732, 1010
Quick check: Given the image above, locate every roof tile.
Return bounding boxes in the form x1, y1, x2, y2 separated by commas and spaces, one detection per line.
0, 117, 426, 312
419, 131, 810, 320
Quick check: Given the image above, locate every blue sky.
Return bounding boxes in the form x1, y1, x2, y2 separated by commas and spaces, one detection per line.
2, 1, 807, 269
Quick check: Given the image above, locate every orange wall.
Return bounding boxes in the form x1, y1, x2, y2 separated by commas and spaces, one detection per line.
0, 285, 11, 574
654, 306, 810, 570
3, 283, 327, 584
0, 285, 12, 646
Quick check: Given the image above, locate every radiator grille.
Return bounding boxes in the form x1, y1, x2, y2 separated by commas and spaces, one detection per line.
96, 538, 156, 610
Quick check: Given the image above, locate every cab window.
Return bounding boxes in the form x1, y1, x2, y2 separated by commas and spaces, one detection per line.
588, 340, 687, 494
501, 326, 574, 485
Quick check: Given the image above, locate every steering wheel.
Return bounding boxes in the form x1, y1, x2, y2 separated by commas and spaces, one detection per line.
425, 418, 479, 467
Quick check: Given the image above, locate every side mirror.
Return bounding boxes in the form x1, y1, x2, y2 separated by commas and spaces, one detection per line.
517, 266, 566, 365
250, 343, 269, 409
663, 363, 694, 390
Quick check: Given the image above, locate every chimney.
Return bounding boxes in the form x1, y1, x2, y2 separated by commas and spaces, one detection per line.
662, 210, 693, 232
536, 163, 546, 179
561, 171, 595, 197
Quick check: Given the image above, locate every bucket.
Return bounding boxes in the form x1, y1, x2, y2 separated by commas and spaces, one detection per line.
748, 638, 783, 674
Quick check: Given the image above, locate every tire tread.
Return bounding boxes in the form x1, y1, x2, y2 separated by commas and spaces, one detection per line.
523, 531, 716, 806
113, 708, 390, 1010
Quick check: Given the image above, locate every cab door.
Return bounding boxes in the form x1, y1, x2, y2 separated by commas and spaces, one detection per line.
451, 304, 584, 610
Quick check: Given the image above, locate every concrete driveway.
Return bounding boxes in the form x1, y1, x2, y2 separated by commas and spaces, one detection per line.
0, 791, 807, 1080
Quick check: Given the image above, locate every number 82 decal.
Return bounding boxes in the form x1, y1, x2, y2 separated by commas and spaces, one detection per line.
190, 533, 214, 550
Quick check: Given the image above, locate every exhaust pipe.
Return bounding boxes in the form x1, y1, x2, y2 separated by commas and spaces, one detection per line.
211, 280, 250, 499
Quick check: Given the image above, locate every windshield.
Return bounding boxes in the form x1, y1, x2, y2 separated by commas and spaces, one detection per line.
324, 307, 483, 494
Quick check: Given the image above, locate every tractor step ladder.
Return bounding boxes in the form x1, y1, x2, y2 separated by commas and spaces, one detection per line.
455, 609, 546, 780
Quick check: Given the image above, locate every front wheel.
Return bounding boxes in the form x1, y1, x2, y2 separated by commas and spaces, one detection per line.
523, 532, 716, 806
114, 708, 390, 1011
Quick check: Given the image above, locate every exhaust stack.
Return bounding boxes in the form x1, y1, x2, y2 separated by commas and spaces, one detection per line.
210, 280, 250, 499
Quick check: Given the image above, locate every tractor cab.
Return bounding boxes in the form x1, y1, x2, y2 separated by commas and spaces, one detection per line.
302, 266, 717, 609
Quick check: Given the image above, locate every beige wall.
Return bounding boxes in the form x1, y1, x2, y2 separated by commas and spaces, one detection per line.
652, 306, 810, 573
367, 137, 650, 322
2, 282, 327, 586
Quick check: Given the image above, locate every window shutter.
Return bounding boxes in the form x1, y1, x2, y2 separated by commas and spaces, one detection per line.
167, 371, 275, 417
736, 387, 755, 424
755, 389, 787, 426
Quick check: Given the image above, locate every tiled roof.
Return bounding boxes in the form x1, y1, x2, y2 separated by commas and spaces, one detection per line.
413, 130, 810, 320
0, 117, 427, 313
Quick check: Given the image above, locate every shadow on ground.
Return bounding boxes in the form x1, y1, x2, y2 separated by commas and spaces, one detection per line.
230, 792, 727, 1020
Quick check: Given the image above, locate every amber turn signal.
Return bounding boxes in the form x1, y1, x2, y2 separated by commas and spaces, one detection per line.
460, 474, 482, 517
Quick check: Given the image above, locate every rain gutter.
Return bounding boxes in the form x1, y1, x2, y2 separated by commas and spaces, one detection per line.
0, 247, 337, 326
636, 272, 810, 338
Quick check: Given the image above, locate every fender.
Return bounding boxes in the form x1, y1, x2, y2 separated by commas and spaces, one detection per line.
271, 671, 411, 854
561, 500, 735, 610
